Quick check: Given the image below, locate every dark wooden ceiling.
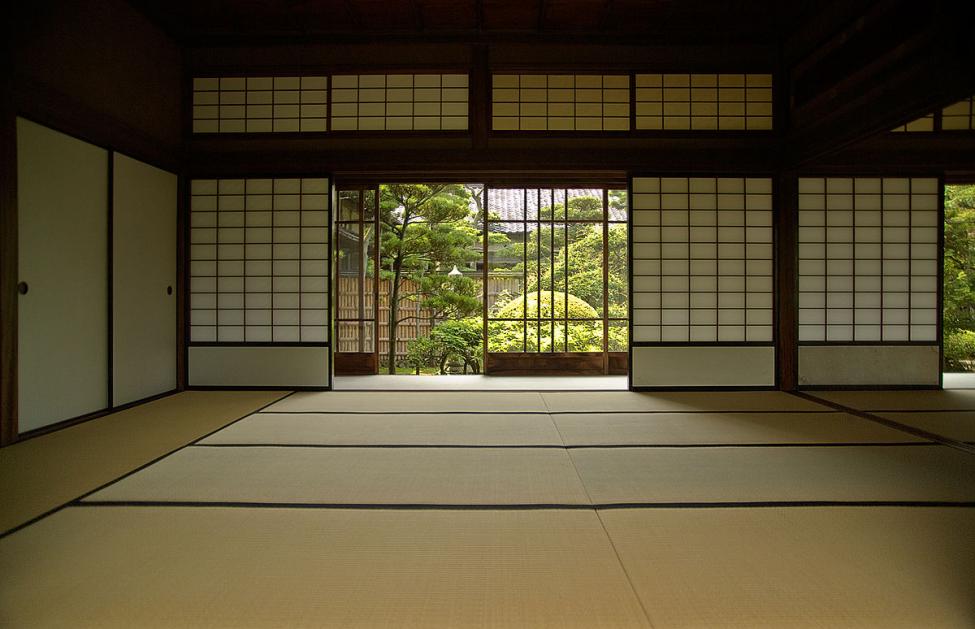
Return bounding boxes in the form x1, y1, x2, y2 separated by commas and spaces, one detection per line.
127, 0, 830, 46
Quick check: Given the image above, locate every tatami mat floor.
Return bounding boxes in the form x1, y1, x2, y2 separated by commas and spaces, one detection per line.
2, 388, 974, 627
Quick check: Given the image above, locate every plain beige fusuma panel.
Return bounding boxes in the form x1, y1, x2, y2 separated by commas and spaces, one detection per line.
16, 118, 109, 432
112, 153, 177, 406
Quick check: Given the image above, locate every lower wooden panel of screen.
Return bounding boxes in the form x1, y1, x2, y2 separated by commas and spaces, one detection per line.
188, 346, 329, 387
631, 346, 774, 387
798, 345, 939, 387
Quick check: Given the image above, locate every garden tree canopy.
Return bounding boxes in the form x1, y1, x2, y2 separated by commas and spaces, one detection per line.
378, 183, 483, 373
525, 224, 628, 316
944, 184, 975, 331
405, 318, 482, 375
943, 184, 975, 370
488, 291, 604, 352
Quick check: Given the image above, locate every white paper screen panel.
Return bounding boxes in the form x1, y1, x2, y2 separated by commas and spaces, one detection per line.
631, 177, 774, 343
330, 74, 468, 131
190, 178, 330, 344
492, 74, 630, 131
192, 77, 328, 133
634, 74, 772, 130
797, 177, 939, 343
942, 96, 975, 131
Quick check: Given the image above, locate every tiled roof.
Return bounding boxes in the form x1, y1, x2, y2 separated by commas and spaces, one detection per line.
482, 188, 625, 232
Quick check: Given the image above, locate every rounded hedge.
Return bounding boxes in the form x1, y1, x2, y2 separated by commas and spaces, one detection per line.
493, 291, 598, 320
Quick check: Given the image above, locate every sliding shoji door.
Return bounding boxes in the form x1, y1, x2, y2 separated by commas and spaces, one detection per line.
112, 153, 177, 406
797, 177, 941, 386
16, 118, 109, 431
188, 177, 331, 388
629, 176, 775, 387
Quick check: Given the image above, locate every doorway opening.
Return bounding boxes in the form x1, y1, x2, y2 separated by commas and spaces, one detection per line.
334, 182, 628, 377
943, 183, 975, 387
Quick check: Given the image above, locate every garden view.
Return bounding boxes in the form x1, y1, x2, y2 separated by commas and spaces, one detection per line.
336, 183, 628, 374
943, 184, 975, 371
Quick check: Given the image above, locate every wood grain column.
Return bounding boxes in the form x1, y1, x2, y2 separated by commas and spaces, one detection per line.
775, 171, 798, 390
0, 60, 18, 445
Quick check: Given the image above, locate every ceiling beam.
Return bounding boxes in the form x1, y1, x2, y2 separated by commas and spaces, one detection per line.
783, 0, 975, 167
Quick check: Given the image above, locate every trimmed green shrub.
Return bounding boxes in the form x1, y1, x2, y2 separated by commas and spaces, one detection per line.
944, 329, 975, 372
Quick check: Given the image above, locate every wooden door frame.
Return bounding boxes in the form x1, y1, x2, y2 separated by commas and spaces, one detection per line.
333, 185, 380, 375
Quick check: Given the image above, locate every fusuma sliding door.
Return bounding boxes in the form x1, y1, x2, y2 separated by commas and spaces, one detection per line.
112, 153, 178, 405
16, 118, 109, 431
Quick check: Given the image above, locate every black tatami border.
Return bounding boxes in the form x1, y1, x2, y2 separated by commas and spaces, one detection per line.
191, 442, 940, 449
7, 389, 975, 539
793, 391, 975, 456
72, 500, 975, 510
0, 391, 297, 540
257, 409, 839, 415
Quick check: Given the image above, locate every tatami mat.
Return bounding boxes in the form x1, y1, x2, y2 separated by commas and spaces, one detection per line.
84, 446, 592, 505
266, 391, 548, 413
569, 446, 975, 504
200, 412, 563, 446
0, 391, 289, 534
0, 506, 651, 629
813, 389, 975, 411
600, 507, 975, 628
553, 411, 924, 445
875, 411, 975, 442
541, 391, 828, 413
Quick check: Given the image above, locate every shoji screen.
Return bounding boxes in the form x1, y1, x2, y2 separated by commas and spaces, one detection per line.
797, 177, 941, 386
491, 74, 630, 131
192, 77, 328, 133
630, 176, 775, 387
942, 96, 975, 131
634, 74, 773, 130
188, 177, 331, 387
17, 118, 109, 431
330, 74, 468, 130
112, 153, 177, 406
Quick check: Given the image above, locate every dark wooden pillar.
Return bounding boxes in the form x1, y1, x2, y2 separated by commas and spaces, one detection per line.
0, 58, 18, 445
775, 171, 798, 390
470, 44, 489, 151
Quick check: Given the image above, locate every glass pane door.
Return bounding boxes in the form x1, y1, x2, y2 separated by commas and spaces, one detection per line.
334, 187, 379, 374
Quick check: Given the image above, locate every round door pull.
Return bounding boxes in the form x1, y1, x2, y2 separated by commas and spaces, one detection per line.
17, 281, 29, 295
166, 286, 173, 295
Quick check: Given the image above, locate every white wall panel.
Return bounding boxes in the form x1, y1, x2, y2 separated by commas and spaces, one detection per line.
631, 346, 775, 387
16, 118, 109, 432
112, 153, 177, 406
189, 346, 329, 387
798, 346, 939, 386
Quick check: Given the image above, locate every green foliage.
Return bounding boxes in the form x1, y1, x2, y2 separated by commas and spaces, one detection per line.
943, 185, 975, 370
405, 318, 482, 374
944, 330, 975, 372
493, 290, 599, 320
524, 224, 628, 314
944, 185, 975, 332
378, 184, 483, 372
488, 291, 603, 352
